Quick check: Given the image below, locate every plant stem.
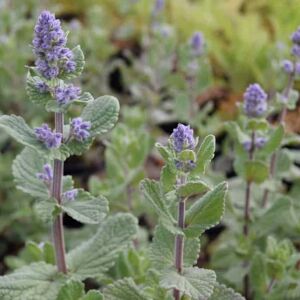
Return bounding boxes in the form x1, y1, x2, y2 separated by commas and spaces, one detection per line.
174, 174, 187, 300
262, 72, 295, 207
51, 112, 67, 274
243, 130, 256, 299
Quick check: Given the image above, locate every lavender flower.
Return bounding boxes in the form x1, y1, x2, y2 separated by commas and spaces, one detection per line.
281, 60, 294, 74
35, 123, 62, 148
152, 0, 164, 16
63, 189, 78, 201
171, 123, 195, 153
243, 83, 268, 118
36, 163, 53, 183
190, 32, 204, 57
32, 11, 76, 79
71, 117, 91, 141
36, 81, 50, 93
243, 137, 267, 151
54, 84, 81, 105
291, 27, 300, 57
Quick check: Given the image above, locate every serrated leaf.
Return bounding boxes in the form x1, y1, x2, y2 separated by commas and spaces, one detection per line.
161, 164, 177, 193
156, 143, 173, 162
160, 267, 216, 299
81, 95, 120, 138
209, 283, 245, 300
149, 225, 200, 271
0, 262, 64, 300
185, 182, 227, 238
192, 135, 215, 174
103, 278, 149, 300
80, 290, 104, 300
140, 179, 176, 223
67, 213, 138, 279
57, 280, 84, 300
26, 73, 52, 105
241, 160, 269, 183
61, 189, 108, 224
177, 181, 210, 198
259, 125, 284, 156
34, 198, 58, 223
59, 45, 85, 79
78, 92, 94, 102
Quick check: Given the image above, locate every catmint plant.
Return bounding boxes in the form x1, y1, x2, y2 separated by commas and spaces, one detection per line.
0, 11, 139, 300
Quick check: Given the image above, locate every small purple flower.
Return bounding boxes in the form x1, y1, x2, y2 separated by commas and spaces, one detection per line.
71, 117, 91, 141
243, 137, 267, 151
36, 163, 53, 183
243, 83, 268, 118
295, 62, 300, 75
281, 60, 294, 74
152, 0, 164, 16
54, 84, 81, 105
291, 27, 300, 44
36, 81, 50, 93
171, 124, 196, 153
63, 189, 78, 201
291, 44, 300, 57
190, 32, 204, 56
35, 123, 62, 149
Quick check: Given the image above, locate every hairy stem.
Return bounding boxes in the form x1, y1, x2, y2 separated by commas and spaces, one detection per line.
51, 112, 67, 273
174, 174, 187, 300
243, 130, 256, 299
262, 72, 295, 207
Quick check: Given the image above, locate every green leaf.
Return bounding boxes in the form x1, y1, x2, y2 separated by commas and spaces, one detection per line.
81, 95, 120, 138
178, 150, 196, 162
59, 45, 85, 79
259, 125, 284, 156
0, 262, 65, 300
140, 179, 175, 220
149, 225, 200, 271
160, 267, 216, 299
61, 189, 108, 224
67, 213, 138, 279
209, 283, 245, 300
225, 121, 248, 143
161, 165, 177, 193
192, 135, 215, 174
174, 93, 190, 121
286, 89, 299, 110
103, 278, 149, 300
250, 253, 268, 295
80, 291, 104, 300
34, 198, 58, 223
26, 73, 52, 105
177, 180, 210, 198
185, 182, 227, 238
241, 160, 269, 183
247, 119, 268, 131
155, 143, 173, 162
57, 280, 84, 300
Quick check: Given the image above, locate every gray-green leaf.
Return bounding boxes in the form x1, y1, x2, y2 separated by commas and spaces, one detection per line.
209, 283, 245, 300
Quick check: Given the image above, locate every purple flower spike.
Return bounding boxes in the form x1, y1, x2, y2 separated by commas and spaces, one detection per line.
63, 189, 78, 201
153, 0, 164, 16
243, 83, 268, 118
36, 163, 53, 184
54, 84, 81, 105
35, 123, 62, 149
190, 32, 204, 56
33, 11, 76, 79
281, 60, 294, 74
171, 123, 195, 153
291, 27, 300, 44
71, 117, 91, 141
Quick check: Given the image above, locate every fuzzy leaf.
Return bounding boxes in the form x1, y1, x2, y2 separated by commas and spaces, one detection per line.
192, 135, 215, 174
160, 267, 216, 299
67, 213, 138, 279
34, 198, 57, 223
161, 165, 177, 193
0, 262, 64, 300
80, 291, 104, 300
177, 181, 210, 198
241, 160, 269, 183
61, 189, 108, 224
103, 278, 149, 300
81, 95, 120, 138
149, 225, 200, 271
209, 283, 245, 300
247, 119, 268, 131
250, 253, 268, 295
259, 125, 284, 156
57, 280, 84, 300
185, 182, 227, 237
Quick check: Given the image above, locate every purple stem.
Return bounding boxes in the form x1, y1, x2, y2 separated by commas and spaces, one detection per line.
262, 71, 295, 207
51, 112, 67, 273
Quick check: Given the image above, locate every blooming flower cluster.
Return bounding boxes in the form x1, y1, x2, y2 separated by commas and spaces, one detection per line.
171, 123, 196, 153
71, 117, 91, 141
190, 32, 204, 57
243, 137, 267, 151
54, 84, 81, 105
291, 26, 300, 57
34, 124, 62, 148
243, 83, 268, 118
63, 189, 78, 201
36, 163, 53, 184
36, 81, 50, 93
32, 11, 76, 79
152, 0, 164, 16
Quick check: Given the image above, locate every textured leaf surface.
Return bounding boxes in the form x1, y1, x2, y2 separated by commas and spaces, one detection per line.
62, 190, 108, 224
0, 262, 64, 300
57, 280, 84, 300
209, 283, 245, 300
81, 96, 120, 138
67, 213, 138, 279
103, 278, 149, 300
185, 182, 227, 237
160, 267, 216, 299
260, 125, 284, 156
149, 225, 200, 271
80, 290, 104, 300
177, 181, 210, 198
241, 160, 269, 184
